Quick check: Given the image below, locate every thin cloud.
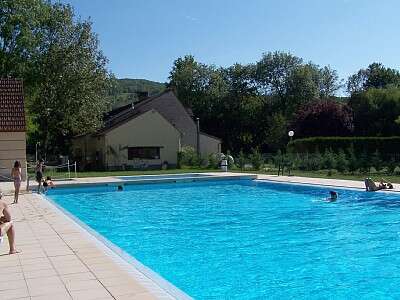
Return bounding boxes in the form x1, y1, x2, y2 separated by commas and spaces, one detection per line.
184, 15, 199, 23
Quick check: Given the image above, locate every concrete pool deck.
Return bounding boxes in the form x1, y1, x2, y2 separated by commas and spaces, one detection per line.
0, 192, 178, 300
0, 172, 397, 299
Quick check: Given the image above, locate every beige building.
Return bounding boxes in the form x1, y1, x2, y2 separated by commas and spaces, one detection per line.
0, 78, 27, 180
72, 90, 221, 170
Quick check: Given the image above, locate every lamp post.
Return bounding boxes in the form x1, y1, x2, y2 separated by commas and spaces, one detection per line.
288, 130, 294, 141
196, 117, 200, 156
287, 131, 294, 176
35, 142, 40, 162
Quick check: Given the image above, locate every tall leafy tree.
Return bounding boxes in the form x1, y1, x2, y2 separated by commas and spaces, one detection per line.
168, 55, 211, 108
285, 64, 319, 114
256, 52, 340, 115
291, 100, 354, 138
169, 52, 342, 153
349, 87, 400, 136
347, 63, 400, 94
256, 51, 302, 98
318, 66, 341, 98
0, 0, 111, 155
0, 0, 48, 91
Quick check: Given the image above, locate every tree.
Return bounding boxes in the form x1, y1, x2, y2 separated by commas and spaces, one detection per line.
348, 87, 400, 136
169, 52, 342, 154
264, 113, 288, 151
347, 63, 400, 94
256, 51, 302, 98
256, 52, 340, 116
291, 100, 354, 138
0, 0, 50, 91
168, 55, 211, 108
169, 56, 265, 153
0, 0, 111, 155
318, 66, 341, 99
256, 51, 303, 113
285, 64, 319, 114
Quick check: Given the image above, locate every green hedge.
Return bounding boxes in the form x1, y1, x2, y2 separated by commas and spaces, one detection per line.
288, 136, 400, 157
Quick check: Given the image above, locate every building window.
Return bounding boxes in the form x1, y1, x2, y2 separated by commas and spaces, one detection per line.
128, 147, 160, 160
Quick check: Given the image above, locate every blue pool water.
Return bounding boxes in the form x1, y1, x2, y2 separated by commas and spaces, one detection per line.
47, 180, 400, 299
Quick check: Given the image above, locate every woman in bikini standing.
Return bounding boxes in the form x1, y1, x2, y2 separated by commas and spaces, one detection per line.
11, 161, 22, 204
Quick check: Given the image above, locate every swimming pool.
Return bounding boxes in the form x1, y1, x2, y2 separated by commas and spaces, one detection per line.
47, 179, 400, 299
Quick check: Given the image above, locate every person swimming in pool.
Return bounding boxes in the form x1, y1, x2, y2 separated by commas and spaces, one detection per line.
327, 191, 338, 202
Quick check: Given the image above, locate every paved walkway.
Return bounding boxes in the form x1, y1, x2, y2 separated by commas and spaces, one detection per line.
255, 174, 400, 192
0, 192, 175, 300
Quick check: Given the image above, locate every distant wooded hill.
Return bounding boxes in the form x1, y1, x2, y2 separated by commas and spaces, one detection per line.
108, 78, 166, 108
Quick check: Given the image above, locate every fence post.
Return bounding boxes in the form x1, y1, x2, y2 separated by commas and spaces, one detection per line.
74, 161, 77, 178
26, 160, 29, 191
25, 160, 28, 184
67, 159, 71, 179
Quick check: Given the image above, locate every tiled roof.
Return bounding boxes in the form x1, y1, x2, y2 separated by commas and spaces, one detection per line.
0, 78, 26, 132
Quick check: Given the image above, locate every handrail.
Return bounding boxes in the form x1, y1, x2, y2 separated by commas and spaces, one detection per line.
27, 162, 70, 168
25, 161, 78, 191
0, 174, 13, 181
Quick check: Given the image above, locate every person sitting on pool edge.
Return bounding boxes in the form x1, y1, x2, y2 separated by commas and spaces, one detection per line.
0, 193, 19, 254
364, 178, 393, 192
43, 176, 55, 192
380, 178, 393, 189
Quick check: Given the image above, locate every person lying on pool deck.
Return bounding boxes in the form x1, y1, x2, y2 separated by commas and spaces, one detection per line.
364, 178, 393, 191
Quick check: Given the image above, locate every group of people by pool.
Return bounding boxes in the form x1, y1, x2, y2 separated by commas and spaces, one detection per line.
11, 159, 55, 204
34, 159, 54, 194
326, 178, 394, 202
365, 178, 393, 191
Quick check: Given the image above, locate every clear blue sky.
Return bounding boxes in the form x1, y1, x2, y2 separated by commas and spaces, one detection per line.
62, 0, 399, 84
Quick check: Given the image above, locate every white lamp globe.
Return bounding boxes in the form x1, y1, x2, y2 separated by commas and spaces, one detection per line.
288, 130, 294, 137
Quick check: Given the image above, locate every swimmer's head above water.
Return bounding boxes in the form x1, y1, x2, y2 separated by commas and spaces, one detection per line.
329, 191, 338, 201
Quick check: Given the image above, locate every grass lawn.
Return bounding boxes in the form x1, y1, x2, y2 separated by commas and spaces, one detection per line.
74, 168, 221, 178
47, 167, 400, 184
240, 169, 400, 183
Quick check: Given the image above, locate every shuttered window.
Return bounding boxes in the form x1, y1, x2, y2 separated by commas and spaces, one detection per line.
128, 147, 160, 160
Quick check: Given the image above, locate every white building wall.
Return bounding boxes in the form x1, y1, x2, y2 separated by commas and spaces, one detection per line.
199, 133, 221, 157
104, 110, 181, 168
0, 132, 27, 180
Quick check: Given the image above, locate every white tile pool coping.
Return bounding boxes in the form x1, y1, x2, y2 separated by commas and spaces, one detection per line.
0, 172, 398, 299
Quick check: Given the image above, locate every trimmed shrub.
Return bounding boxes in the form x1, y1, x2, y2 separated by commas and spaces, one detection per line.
386, 158, 396, 174
178, 146, 200, 167
207, 153, 219, 169
394, 166, 400, 175
322, 149, 336, 170
347, 145, 358, 174
371, 150, 383, 172
249, 148, 264, 170
236, 151, 247, 171
335, 149, 348, 173
288, 136, 400, 159
273, 150, 284, 168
